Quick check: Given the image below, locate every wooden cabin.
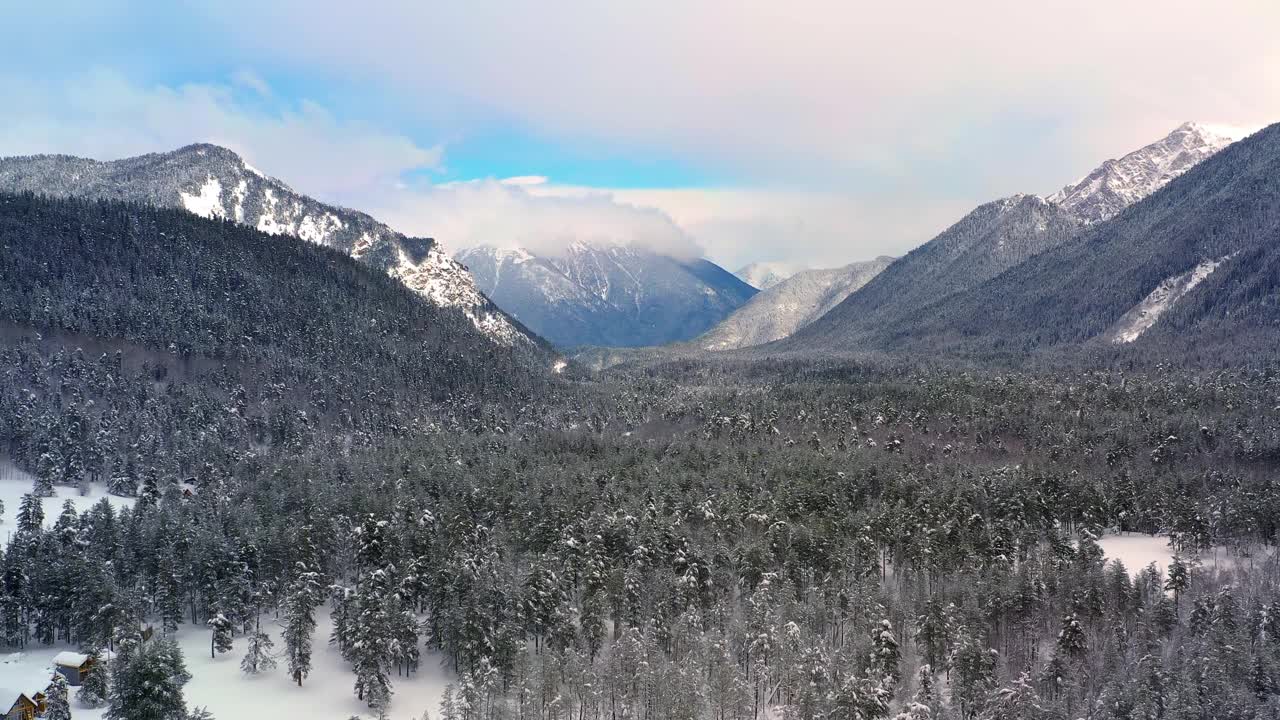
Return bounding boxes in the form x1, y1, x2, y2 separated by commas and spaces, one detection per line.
1, 686, 46, 720
52, 651, 94, 685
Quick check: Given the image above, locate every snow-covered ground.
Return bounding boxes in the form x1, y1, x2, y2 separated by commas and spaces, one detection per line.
1096, 533, 1178, 574
0, 460, 134, 542
1096, 532, 1273, 577
0, 608, 451, 720
1, 460, 450, 718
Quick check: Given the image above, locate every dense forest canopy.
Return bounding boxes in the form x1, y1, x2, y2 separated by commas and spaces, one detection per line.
1, 193, 1279, 720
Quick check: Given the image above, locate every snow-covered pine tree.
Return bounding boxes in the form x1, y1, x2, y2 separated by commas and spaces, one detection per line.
45, 672, 72, 720
16, 492, 44, 533
870, 618, 901, 688
241, 629, 277, 674
34, 451, 58, 496
208, 612, 234, 658
106, 638, 191, 720
109, 453, 138, 497
284, 564, 322, 686
79, 649, 110, 707
438, 684, 460, 720
352, 567, 395, 708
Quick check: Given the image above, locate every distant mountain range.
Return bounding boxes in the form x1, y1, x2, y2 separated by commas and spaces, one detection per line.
0, 144, 530, 347
1, 120, 1265, 361
457, 243, 757, 348
789, 122, 1275, 358
698, 257, 894, 350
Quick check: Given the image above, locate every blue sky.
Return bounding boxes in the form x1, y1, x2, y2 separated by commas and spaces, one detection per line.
2, 1, 1277, 269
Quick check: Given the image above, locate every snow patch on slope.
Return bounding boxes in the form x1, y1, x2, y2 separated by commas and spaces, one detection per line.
179, 176, 225, 219
1108, 255, 1234, 343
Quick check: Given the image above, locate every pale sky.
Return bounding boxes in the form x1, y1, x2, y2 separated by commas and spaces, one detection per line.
2, 1, 1278, 269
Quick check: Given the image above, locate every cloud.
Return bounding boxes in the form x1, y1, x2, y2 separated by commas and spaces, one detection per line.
189, 0, 1280, 199
367, 180, 704, 260
231, 68, 273, 98
0, 69, 441, 202
521, 185, 973, 270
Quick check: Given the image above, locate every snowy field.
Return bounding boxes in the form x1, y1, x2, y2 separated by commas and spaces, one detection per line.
0, 460, 134, 541
1096, 531, 1273, 577
1096, 533, 1178, 575
0, 608, 451, 720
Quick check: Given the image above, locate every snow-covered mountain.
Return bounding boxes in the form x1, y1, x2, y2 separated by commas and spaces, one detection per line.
781, 122, 1250, 353
456, 243, 757, 348
0, 144, 527, 346
734, 261, 805, 290
1048, 122, 1250, 224
699, 257, 894, 350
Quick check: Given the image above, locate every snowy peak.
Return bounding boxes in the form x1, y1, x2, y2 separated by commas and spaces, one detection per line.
457, 243, 756, 348
735, 261, 806, 290
0, 145, 527, 346
1048, 122, 1246, 224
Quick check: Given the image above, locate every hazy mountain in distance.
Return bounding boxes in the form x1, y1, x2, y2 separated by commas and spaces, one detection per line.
457, 242, 757, 348
699, 257, 894, 350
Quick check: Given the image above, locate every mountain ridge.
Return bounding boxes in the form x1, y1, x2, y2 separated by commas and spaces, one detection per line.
791, 121, 1280, 357
0, 143, 530, 346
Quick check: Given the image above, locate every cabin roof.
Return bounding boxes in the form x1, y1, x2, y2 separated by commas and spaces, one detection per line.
52, 651, 90, 667
0, 687, 37, 709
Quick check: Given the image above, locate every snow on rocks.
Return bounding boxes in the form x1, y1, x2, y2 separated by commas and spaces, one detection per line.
1049, 122, 1245, 224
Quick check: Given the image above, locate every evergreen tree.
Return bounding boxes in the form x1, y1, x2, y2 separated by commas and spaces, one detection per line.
241, 629, 277, 674
16, 492, 44, 533
1056, 613, 1087, 658
985, 673, 1048, 720
34, 452, 58, 496
438, 685, 460, 720
208, 612, 234, 658
80, 650, 110, 708
106, 639, 191, 720
45, 672, 72, 720
870, 618, 901, 687
283, 565, 321, 686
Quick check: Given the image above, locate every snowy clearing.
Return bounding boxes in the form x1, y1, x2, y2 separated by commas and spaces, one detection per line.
0, 461, 134, 542
0, 608, 451, 720
1096, 531, 1273, 577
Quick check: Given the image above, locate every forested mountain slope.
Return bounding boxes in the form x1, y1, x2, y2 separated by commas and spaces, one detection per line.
808, 122, 1280, 356
0, 193, 554, 409
0, 144, 528, 345
787, 195, 1081, 348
